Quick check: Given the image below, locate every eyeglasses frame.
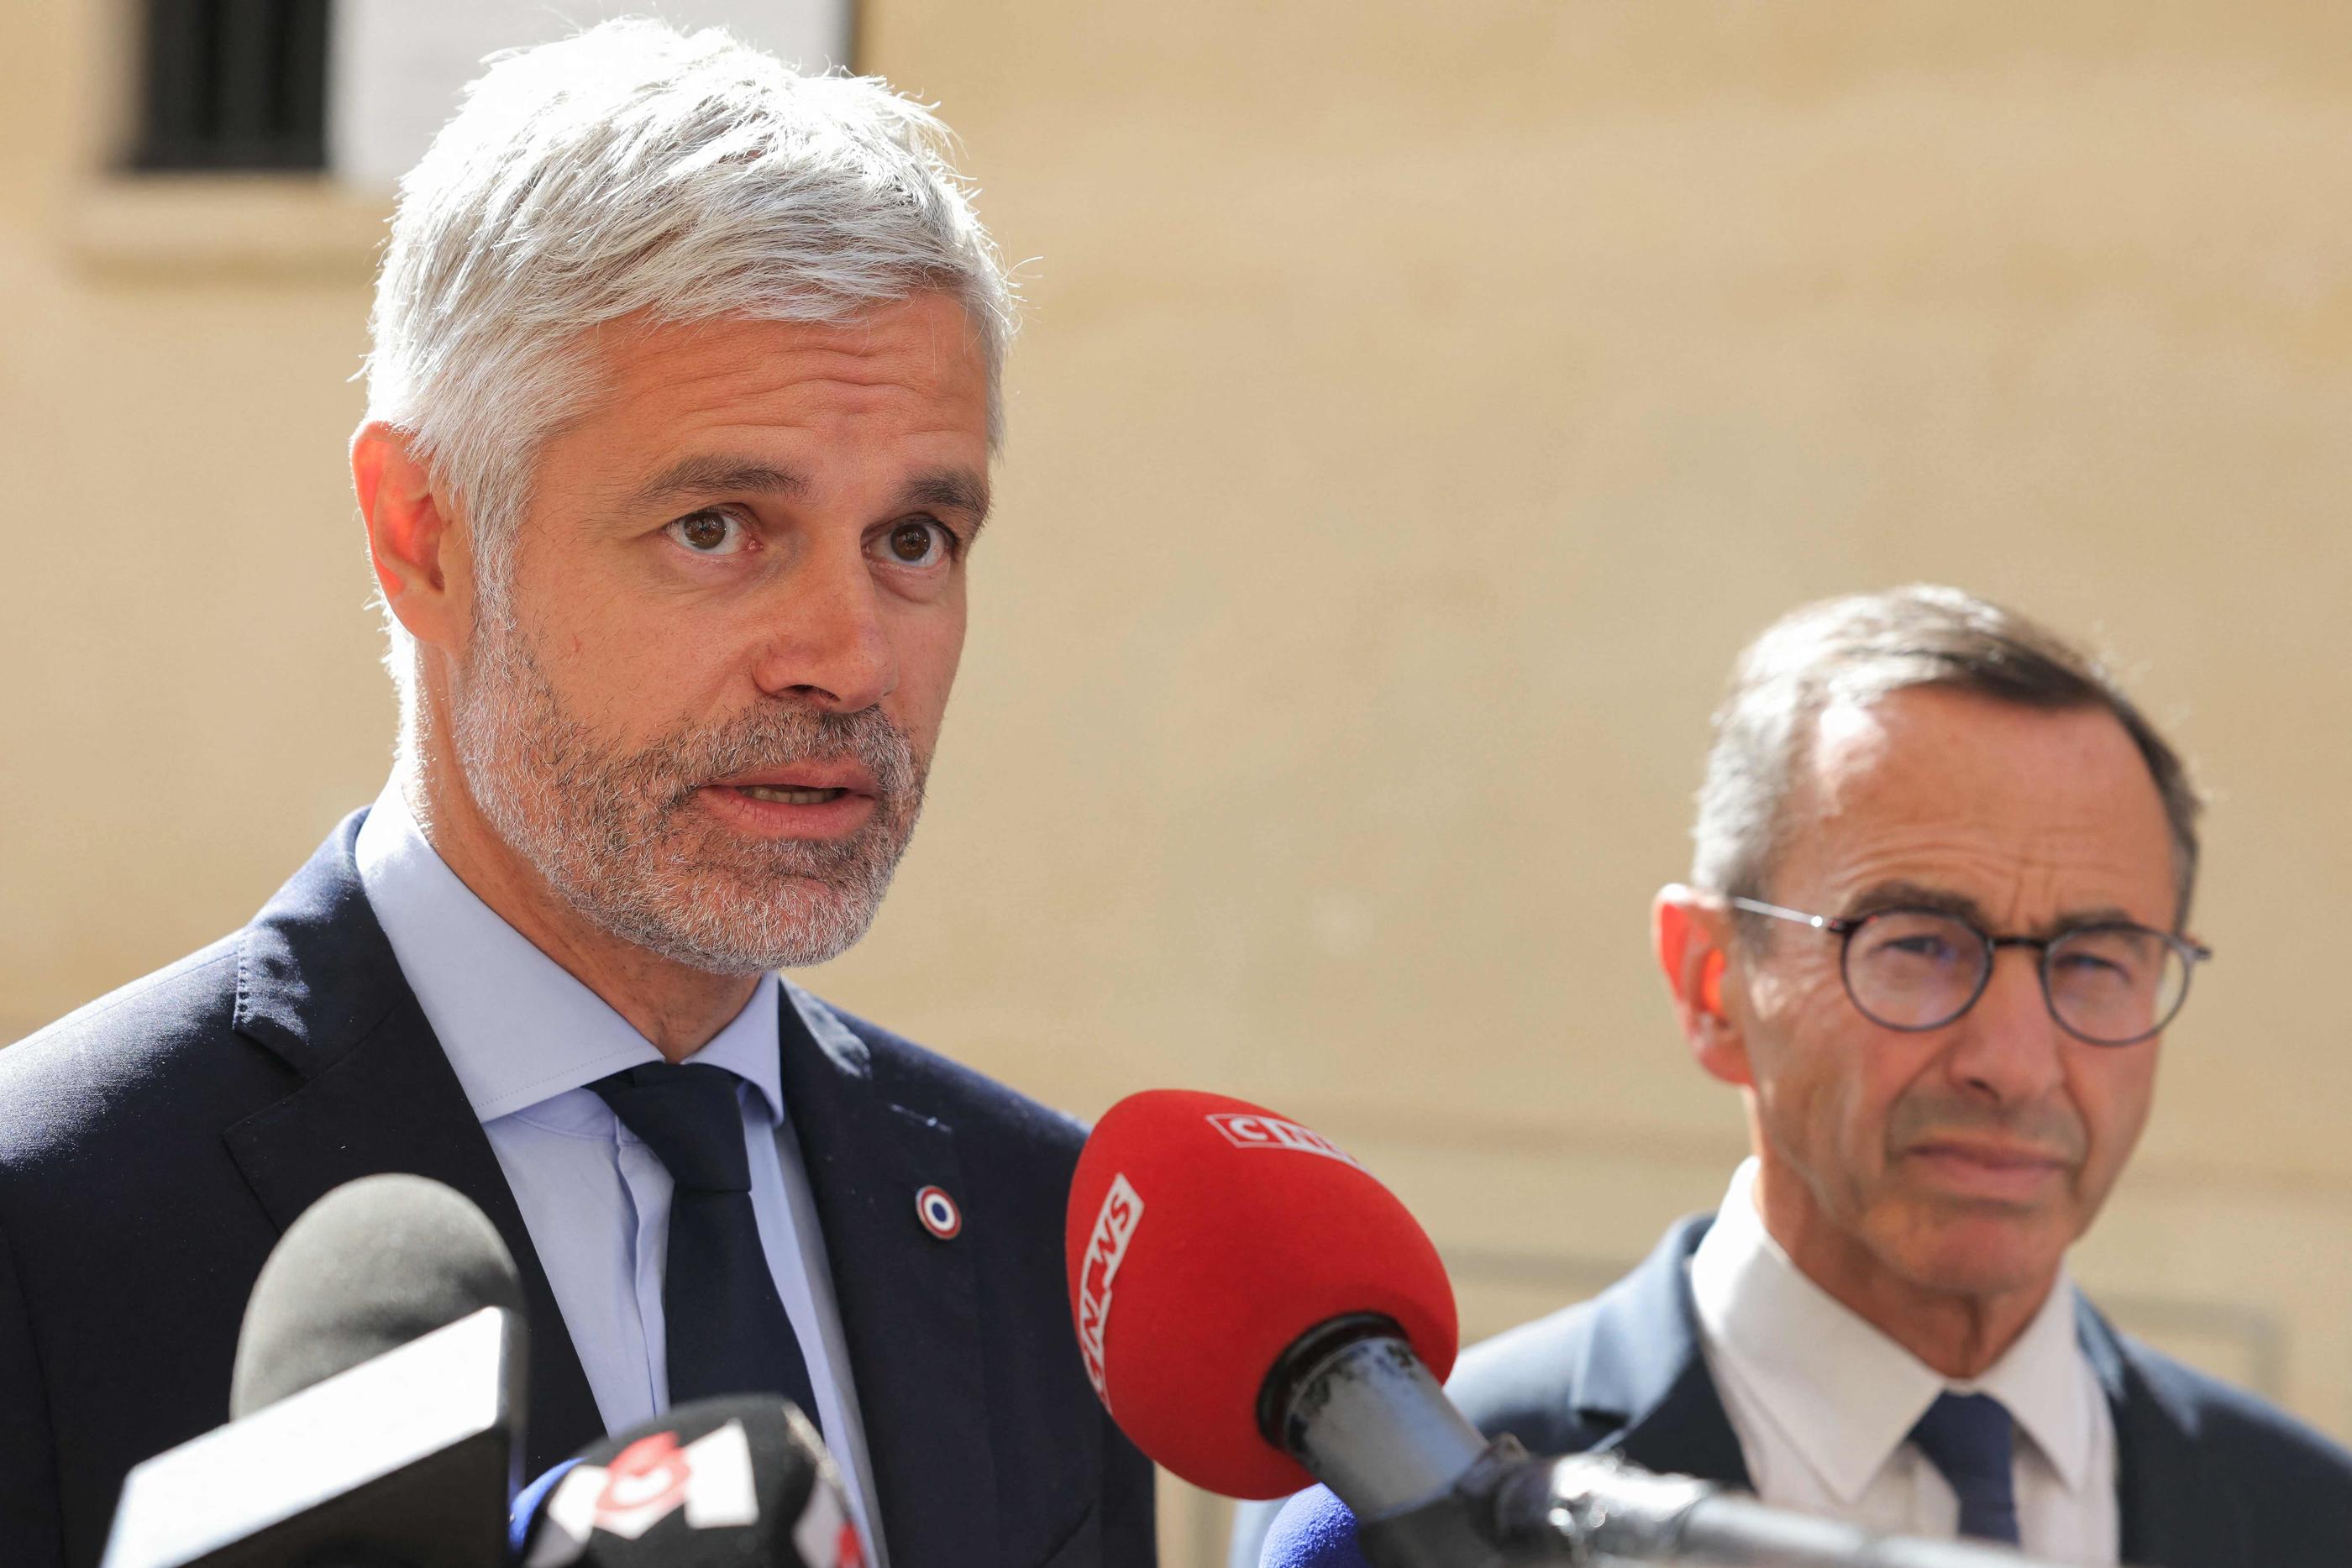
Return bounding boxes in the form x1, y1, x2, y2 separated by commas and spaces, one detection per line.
1724, 896, 2213, 1046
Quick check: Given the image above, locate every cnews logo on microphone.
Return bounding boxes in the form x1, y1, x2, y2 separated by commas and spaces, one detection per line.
1076, 1173, 1144, 1405
1205, 1113, 1363, 1169
525, 1419, 867, 1568
526, 1422, 759, 1565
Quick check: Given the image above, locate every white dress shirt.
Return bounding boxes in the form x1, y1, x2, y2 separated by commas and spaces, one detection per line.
1689, 1159, 2117, 1565
354, 782, 886, 1564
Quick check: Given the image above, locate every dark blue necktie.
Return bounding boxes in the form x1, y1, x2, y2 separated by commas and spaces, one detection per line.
592, 1062, 822, 1433
1908, 1391, 2020, 1545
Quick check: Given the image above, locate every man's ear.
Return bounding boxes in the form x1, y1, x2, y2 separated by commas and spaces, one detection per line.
352, 421, 475, 653
1653, 884, 1754, 1088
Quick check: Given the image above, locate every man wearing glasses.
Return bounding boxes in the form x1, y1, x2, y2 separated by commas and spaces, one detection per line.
1250, 585, 2352, 1567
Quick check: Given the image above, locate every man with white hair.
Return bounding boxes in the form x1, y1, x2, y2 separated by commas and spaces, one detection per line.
0, 23, 1153, 1567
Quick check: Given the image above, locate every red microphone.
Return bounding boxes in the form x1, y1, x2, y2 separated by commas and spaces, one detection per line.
1063, 1089, 1467, 1501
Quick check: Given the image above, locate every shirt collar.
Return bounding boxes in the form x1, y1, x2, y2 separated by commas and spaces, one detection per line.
1690, 1158, 2097, 1501
354, 779, 785, 1125
1970, 1248, 2097, 1494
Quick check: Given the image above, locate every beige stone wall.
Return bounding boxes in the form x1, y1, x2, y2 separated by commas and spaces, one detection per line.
8, 4, 2352, 1562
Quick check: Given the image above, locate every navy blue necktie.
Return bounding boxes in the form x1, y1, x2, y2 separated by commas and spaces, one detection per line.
592, 1062, 822, 1434
1908, 1391, 2020, 1545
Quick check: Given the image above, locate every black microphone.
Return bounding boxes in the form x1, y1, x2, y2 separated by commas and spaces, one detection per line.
510, 1397, 865, 1568
101, 1173, 528, 1568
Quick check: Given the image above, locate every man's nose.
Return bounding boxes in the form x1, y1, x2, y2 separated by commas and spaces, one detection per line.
1943, 949, 2066, 1104
749, 543, 897, 712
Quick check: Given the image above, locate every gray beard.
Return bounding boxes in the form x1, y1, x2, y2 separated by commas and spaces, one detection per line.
448, 616, 927, 975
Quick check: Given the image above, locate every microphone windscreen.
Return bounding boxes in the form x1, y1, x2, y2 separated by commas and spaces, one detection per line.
230, 1172, 524, 1419
1064, 1089, 1456, 1499
512, 1397, 864, 1568
1261, 1487, 1368, 1568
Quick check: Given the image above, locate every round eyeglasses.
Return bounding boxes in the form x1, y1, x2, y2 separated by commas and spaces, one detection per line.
1727, 898, 2213, 1046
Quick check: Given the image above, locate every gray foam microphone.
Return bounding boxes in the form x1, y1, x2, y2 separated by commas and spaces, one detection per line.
103, 1174, 528, 1568
229, 1171, 526, 1418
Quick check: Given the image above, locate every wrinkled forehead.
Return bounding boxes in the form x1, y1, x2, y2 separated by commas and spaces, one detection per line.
1774, 688, 2179, 927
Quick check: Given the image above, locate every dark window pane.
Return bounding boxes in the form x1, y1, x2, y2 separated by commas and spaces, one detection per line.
133, 0, 330, 171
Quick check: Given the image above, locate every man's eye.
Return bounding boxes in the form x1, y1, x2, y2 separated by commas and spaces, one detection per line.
880, 518, 952, 568
664, 511, 748, 555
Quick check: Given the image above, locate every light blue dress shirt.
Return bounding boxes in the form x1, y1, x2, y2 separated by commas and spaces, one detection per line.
354, 782, 886, 1564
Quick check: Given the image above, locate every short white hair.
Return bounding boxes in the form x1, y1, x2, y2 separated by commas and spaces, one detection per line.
363, 18, 1013, 740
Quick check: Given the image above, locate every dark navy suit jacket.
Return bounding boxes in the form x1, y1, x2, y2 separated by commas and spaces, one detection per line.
1441, 1216, 2352, 1567
0, 814, 1154, 1568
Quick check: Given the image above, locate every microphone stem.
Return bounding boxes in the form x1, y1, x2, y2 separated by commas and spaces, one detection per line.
1273, 1327, 1488, 1515
1504, 1454, 2076, 1567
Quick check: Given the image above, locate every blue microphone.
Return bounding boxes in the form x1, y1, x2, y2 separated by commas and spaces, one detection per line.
1259, 1485, 1368, 1568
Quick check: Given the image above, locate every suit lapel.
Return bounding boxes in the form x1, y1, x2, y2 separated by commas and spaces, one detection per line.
1576, 1216, 1753, 1488
780, 988, 996, 1568
2076, 1300, 2235, 1568
1608, 1356, 1755, 1489
220, 814, 605, 1475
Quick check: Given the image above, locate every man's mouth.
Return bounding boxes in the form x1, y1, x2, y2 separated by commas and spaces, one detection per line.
706, 758, 881, 800
733, 784, 848, 805
1901, 1139, 2075, 1204
693, 768, 882, 842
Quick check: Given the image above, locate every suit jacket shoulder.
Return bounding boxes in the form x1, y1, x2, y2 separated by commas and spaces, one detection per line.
0, 926, 300, 1568
831, 1003, 1088, 1166
1, 933, 272, 1160
2081, 1304, 2352, 1567
1448, 1215, 1751, 1488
